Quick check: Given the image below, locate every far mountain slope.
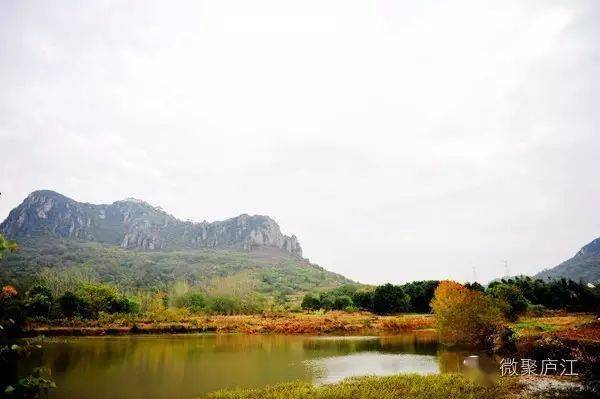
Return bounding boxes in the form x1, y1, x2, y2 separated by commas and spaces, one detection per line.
0, 190, 352, 294
535, 237, 600, 284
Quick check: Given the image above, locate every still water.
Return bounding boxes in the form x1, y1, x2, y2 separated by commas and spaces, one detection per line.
20, 331, 495, 398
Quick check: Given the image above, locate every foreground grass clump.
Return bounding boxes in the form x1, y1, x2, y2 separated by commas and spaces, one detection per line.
202, 373, 517, 399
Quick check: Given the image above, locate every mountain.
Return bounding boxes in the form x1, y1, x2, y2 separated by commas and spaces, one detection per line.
0, 190, 351, 293
535, 237, 600, 284
1, 190, 302, 254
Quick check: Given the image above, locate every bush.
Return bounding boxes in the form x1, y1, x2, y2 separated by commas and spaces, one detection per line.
174, 292, 206, 312
333, 295, 353, 310
526, 304, 547, 317
402, 281, 439, 313
487, 284, 528, 321
301, 293, 321, 311
58, 291, 90, 318
75, 283, 132, 317
431, 281, 504, 347
372, 284, 410, 315
207, 296, 239, 315
351, 290, 374, 312
319, 295, 335, 311
24, 285, 53, 318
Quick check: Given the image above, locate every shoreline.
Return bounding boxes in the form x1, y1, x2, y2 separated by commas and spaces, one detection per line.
23, 312, 436, 337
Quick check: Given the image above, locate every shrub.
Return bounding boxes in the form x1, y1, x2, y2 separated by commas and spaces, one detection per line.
431, 280, 504, 346
351, 290, 374, 312
207, 296, 239, 315
24, 285, 53, 318
301, 293, 321, 311
402, 281, 439, 313
333, 295, 353, 310
526, 304, 547, 317
487, 284, 528, 321
75, 283, 130, 317
373, 284, 410, 314
174, 292, 206, 312
58, 291, 90, 318
319, 295, 335, 311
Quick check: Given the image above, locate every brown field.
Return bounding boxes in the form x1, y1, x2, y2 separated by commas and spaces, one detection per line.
25, 312, 435, 336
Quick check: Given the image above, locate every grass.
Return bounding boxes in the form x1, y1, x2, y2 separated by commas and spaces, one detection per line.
201, 373, 520, 399
511, 313, 595, 338
26, 312, 435, 335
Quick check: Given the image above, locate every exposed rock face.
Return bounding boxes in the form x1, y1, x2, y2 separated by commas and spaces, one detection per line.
535, 237, 600, 284
0, 190, 302, 256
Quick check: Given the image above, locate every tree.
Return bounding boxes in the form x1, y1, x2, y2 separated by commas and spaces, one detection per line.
372, 284, 410, 314
464, 282, 485, 292
319, 294, 335, 311
352, 290, 374, 311
24, 285, 53, 318
431, 281, 504, 346
58, 291, 90, 318
301, 293, 321, 311
333, 295, 353, 310
76, 283, 122, 317
175, 292, 206, 312
486, 284, 528, 321
0, 233, 17, 260
402, 281, 439, 313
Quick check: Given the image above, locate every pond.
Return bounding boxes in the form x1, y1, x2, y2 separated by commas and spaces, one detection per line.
19, 331, 497, 398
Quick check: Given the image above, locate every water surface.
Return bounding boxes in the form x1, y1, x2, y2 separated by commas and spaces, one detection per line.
20, 332, 494, 398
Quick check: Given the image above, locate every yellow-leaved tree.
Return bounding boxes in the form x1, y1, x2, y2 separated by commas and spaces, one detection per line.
431, 280, 504, 346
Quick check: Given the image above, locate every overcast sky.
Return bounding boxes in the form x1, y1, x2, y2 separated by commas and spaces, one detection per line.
1, 0, 599, 284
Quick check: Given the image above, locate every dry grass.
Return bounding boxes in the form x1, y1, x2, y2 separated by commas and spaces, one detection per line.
512, 313, 596, 338
25, 312, 435, 336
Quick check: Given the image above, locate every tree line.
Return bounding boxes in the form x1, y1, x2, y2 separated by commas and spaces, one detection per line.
301, 277, 600, 317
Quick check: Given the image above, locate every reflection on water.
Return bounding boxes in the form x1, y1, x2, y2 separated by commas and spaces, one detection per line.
18, 332, 497, 399
309, 353, 438, 384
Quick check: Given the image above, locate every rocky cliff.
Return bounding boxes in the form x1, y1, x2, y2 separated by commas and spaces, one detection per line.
0, 190, 302, 256
535, 237, 600, 284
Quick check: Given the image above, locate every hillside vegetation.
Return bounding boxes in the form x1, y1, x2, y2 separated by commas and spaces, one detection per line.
0, 238, 351, 295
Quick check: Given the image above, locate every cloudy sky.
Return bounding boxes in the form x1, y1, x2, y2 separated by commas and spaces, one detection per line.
1, 0, 599, 284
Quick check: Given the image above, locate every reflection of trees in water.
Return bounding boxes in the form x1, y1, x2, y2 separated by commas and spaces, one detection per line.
302, 332, 439, 357
20, 334, 459, 398
437, 350, 464, 373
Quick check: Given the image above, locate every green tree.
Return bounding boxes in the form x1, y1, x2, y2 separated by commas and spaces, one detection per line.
402, 281, 439, 313
0, 233, 17, 260
352, 290, 374, 311
76, 283, 121, 317
333, 295, 353, 310
373, 284, 410, 314
58, 291, 90, 318
486, 284, 528, 321
301, 293, 321, 311
24, 285, 53, 318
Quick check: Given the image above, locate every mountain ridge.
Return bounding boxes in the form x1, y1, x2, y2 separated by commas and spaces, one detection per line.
0, 190, 353, 293
535, 236, 600, 284
1, 190, 302, 256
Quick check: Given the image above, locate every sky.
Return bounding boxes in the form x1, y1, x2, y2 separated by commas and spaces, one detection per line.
1, 0, 599, 284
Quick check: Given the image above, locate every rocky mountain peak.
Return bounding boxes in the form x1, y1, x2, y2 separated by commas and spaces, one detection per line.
1, 190, 302, 256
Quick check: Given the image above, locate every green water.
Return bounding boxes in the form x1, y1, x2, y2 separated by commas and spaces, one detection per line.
20, 331, 492, 398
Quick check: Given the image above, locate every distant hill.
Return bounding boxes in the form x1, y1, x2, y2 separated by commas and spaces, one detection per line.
0, 190, 352, 293
535, 237, 600, 284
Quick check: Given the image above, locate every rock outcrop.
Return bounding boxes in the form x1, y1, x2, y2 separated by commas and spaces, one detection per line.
535, 237, 600, 284
0, 190, 302, 256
